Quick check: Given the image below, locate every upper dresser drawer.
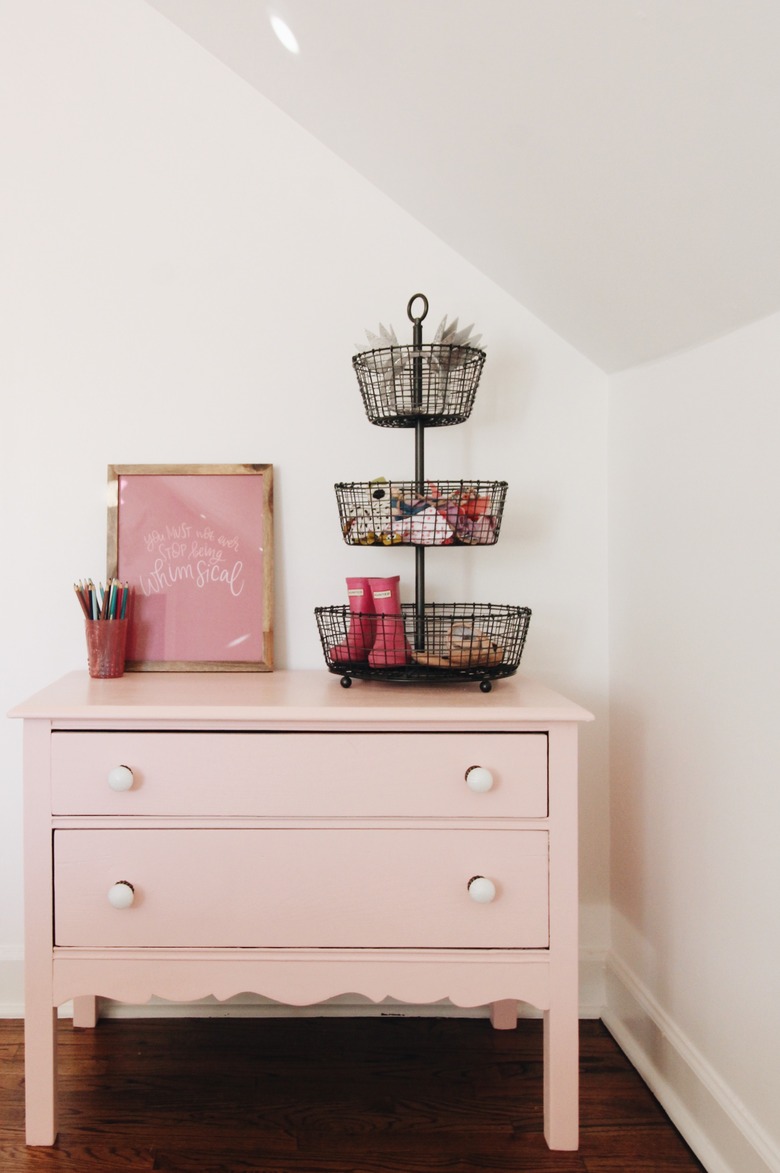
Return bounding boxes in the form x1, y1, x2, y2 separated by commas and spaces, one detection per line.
50, 732, 548, 818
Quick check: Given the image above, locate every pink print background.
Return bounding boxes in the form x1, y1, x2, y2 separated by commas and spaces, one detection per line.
117, 474, 267, 664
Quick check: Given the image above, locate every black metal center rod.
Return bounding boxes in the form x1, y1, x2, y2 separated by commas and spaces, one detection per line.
409, 294, 427, 652
415, 419, 425, 650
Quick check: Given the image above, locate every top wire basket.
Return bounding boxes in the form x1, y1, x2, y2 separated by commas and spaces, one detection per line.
352, 343, 487, 428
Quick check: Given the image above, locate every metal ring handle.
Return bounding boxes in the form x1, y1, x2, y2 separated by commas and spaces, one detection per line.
407, 293, 429, 323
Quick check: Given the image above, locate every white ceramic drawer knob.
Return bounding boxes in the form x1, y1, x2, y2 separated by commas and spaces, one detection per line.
107, 765, 134, 792
467, 876, 497, 904
465, 765, 494, 793
107, 881, 135, 909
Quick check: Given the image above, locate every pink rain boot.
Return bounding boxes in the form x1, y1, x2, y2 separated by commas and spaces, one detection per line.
368, 576, 412, 667
329, 578, 376, 663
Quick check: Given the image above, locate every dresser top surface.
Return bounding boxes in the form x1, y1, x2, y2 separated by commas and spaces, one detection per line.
9, 669, 593, 727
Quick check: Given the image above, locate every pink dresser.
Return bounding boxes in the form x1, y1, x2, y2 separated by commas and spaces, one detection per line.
10, 669, 592, 1149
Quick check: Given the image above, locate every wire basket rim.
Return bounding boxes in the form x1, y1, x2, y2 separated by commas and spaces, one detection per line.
353, 342, 487, 362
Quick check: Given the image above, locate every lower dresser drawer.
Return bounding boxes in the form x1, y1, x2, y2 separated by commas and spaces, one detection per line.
54, 829, 549, 949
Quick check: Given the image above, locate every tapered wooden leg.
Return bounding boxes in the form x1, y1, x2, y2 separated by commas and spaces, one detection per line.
72, 996, 98, 1029
24, 1005, 58, 1145
543, 1004, 579, 1150
489, 999, 518, 1030
23, 721, 59, 1145
543, 721, 580, 1151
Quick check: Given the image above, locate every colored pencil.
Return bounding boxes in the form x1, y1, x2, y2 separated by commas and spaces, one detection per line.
76, 578, 130, 620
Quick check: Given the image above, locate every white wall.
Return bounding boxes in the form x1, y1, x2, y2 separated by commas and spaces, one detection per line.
0, 1, 609, 1010
608, 314, 780, 1172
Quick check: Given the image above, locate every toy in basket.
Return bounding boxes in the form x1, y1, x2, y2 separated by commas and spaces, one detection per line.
410, 620, 504, 669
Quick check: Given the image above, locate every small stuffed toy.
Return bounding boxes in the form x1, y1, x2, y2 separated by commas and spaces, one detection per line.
369, 478, 398, 544
397, 503, 454, 545
392, 485, 454, 544
411, 622, 503, 669
343, 478, 399, 545
455, 513, 496, 545
343, 500, 380, 544
428, 485, 497, 545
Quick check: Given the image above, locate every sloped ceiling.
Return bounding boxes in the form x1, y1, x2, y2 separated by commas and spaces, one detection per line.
144, 0, 780, 372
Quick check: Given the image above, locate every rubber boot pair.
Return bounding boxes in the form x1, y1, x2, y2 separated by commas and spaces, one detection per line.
330, 576, 411, 666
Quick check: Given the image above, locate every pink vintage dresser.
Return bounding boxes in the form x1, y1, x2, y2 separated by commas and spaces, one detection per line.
10, 669, 592, 1150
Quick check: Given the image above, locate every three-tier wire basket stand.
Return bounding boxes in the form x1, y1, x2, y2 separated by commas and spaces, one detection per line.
315, 293, 531, 691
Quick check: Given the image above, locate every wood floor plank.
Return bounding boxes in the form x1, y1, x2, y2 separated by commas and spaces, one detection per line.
0, 1018, 706, 1172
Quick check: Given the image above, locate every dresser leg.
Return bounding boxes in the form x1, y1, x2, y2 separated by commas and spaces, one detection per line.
542, 1006, 579, 1150
489, 999, 518, 1029
72, 996, 98, 1029
24, 1006, 58, 1145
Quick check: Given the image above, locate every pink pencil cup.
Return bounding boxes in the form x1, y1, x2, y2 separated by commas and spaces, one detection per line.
84, 619, 128, 679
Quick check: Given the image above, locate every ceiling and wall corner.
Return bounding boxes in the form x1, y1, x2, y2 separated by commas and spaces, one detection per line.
143, 0, 780, 373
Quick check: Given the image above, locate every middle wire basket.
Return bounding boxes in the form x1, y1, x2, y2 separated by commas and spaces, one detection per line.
336, 480, 508, 546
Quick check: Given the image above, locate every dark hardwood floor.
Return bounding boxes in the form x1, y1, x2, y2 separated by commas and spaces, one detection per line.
0, 1016, 706, 1172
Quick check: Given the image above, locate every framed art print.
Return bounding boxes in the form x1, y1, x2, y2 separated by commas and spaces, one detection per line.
107, 464, 273, 671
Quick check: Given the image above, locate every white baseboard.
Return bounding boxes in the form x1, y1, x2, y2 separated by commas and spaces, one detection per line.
604, 952, 780, 1173
0, 950, 606, 1021
0, 951, 23, 1019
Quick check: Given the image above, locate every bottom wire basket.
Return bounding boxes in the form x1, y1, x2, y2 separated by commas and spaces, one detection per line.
314, 603, 531, 691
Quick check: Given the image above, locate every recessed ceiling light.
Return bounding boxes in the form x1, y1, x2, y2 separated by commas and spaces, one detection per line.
269, 13, 299, 55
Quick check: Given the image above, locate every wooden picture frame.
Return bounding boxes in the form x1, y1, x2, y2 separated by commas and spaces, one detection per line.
107, 464, 273, 671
